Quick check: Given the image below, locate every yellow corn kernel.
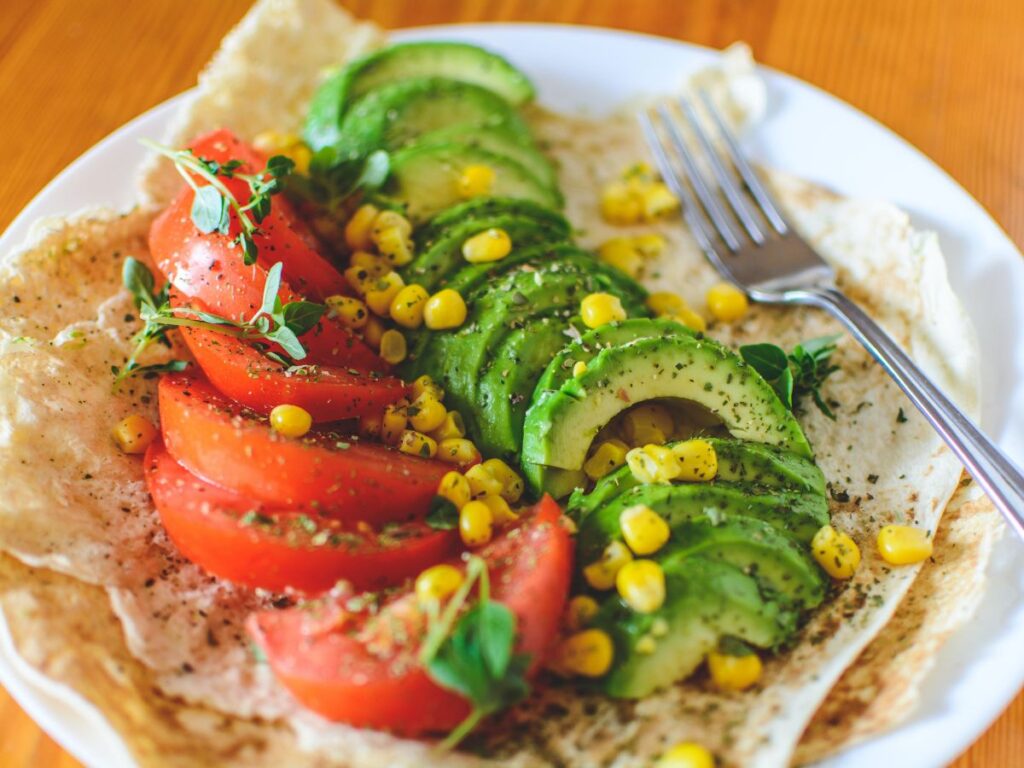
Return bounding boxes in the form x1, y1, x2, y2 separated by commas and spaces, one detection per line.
252, 131, 311, 175
423, 289, 468, 330
269, 404, 313, 439
373, 226, 414, 267
481, 458, 524, 503
646, 291, 688, 317
430, 411, 465, 441
616, 559, 666, 613
622, 403, 674, 446
457, 164, 496, 198
326, 294, 369, 329
626, 444, 682, 484
379, 329, 407, 364
641, 181, 680, 220
565, 595, 600, 631
706, 282, 749, 323
812, 524, 861, 579
389, 284, 429, 329
583, 540, 634, 590
364, 271, 405, 316
437, 437, 480, 466
415, 564, 464, 605
877, 525, 934, 565
409, 391, 447, 433
381, 403, 408, 445
372, 209, 413, 238
462, 228, 512, 263
671, 439, 718, 482
633, 233, 666, 258
656, 742, 716, 768
437, 471, 471, 510
707, 650, 763, 692
464, 463, 504, 498
572, 360, 588, 378
619, 504, 671, 555
651, 617, 670, 637
398, 429, 437, 459
480, 493, 518, 525
349, 249, 390, 275
112, 414, 157, 454
584, 439, 630, 481
459, 499, 494, 547
410, 374, 444, 401
359, 412, 382, 439
363, 315, 386, 349
600, 180, 643, 225
554, 629, 614, 677
581, 292, 627, 329
635, 635, 657, 654
344, 203, 380, 252
343, 265, 376, 295
598, 237, 644, 278
673, 307, 707, 333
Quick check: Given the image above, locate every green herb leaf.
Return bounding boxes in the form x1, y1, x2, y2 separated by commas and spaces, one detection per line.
281, 301, 325, 337
260, 262, 284, 317
355, 150, 390, 191
740, 343, 789, 381
266, 325, 306, 360
122, 257, 156, 308
426, 497, 459, 530
191, 185, 230, 234
718, 635, 755, 657
740, 335, 840, 418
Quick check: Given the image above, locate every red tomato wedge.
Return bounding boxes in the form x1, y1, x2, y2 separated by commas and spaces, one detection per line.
159, 372, 447, 524
247, 497, 572, 734
144, 440, 459, 593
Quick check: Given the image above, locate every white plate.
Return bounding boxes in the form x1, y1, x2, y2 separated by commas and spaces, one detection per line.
1, 23, 1022, 768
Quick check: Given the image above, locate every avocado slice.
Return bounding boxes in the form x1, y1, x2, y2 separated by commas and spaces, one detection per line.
305, 42, 535, 150
521, 334, 813, 489
415, 197, 571, 249
574, 480, 830, 561
568, 437, 827, 517
387, 142, 563, 223
593, 556, 795, 699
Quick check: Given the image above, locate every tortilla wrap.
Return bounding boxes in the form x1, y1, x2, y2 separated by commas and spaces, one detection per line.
0, 1, 1001, 765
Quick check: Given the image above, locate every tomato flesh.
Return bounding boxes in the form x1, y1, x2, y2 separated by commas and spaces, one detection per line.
145, 440, 459, 593
247, 497, 572, 734
158, 372, 447, 524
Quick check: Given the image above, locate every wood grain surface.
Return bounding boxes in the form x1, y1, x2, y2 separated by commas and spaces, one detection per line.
0, 1, 1020, 766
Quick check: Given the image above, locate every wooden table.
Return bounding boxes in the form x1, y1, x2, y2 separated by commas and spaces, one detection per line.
0, 1, 1020, 765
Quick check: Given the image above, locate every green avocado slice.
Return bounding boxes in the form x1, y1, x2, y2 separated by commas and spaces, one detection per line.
415, 197, 571, 248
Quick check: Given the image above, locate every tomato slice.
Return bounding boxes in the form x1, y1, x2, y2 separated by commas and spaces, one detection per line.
247, 497, 572, 734
159, 372, 447, 524
144, 440, 459, 593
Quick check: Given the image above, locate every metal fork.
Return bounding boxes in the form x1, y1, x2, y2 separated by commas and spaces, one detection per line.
640, 93, 1024, 540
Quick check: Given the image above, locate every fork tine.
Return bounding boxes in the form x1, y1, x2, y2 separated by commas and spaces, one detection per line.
654, 103, 743, 252
698, 89, 788, 235
677, 96, 765, 244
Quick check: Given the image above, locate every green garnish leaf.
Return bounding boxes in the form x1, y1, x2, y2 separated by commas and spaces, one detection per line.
738, 343, 788, 383
281, 301, 326, 337
741, 334, 841, 418
718, 635, 755, 657
355, 150, 391, 191
191, 185, 230, 235
426, 497, 459, 530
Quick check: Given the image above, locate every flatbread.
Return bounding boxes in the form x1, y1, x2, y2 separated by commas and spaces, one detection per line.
0, 1, 1001, 766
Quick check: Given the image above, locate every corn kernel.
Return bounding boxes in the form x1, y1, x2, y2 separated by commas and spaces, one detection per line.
616, 559, 666, 613
363, 315, 386, 349
389, 284, 429, 329
459, 500, 494, 546
641, 182, 679, 219
622, 403, 674, 446
584, 439, 630, 480
581, 292, 627, 329
326, 294, 369, 329
437, 471, 472, 510
379, 329, 407, 365
344, 265, 376, 295
600, 181, 643, 225
430, 411, 465, 441
381, 403, 408, 445
269, 404, 312, 439
344, 204, 380, 252
646, 291, 688, 316
626, 444, 681, 484
398, 429, 437, 459
572, 360, 588, 378
554, 629, 614, 677
812, 524, 861, 579
423, 289, 468, 330
651, 617, 670, 637
437, 437, 480, 465
707, 650, 763, 692
598, 237, 644, 278
583, 540, 634, 590
349, 249, 389, 275
408, 392, 447, 433
252, 132, 311, 175
706, 282, 749, 323
877, 525, 933, 565
565, 595, 600, 631
620, 504, 671, 555
673, 308, 707, 333
656, 742, 715, 768
457, 164, 496, 198
464, 463, 504, 498
364, 271, 405, 317
112, 414, 157, 454
373, 226, 414, 267
480, 493, 518, 525
415, 564, 464, 605
372, 209, 413, 238
633, 233, 666, 258
462, 228, 512, 263
636, 635, 657, 654
410, 374, 444, 401
481, 458, 524, 503
671, 439, 718, 482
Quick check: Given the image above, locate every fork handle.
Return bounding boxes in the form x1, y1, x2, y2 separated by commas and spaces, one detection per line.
793, 286, 1024, 540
